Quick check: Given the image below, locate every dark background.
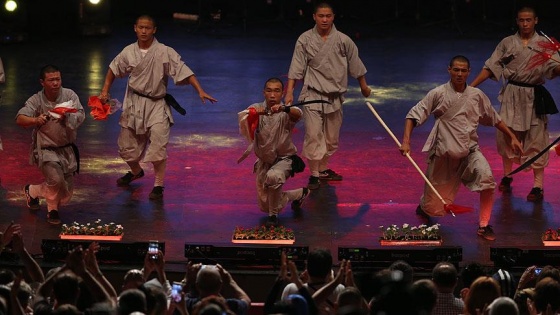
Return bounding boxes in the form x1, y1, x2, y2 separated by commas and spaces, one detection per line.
4, 0, 560, 42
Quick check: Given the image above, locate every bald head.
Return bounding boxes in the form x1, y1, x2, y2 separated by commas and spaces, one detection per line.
196, 266, 222, 296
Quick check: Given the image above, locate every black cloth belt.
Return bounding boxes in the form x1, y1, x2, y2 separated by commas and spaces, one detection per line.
42, 143, 80, 174
132, 90, 186, 116
507, 81, 558, 115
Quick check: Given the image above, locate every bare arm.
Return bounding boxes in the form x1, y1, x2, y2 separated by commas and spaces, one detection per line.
399, 118, 417, 155
179, 75, 217, 104
16, 114, 49, 128
495, 120, 523, 155
100, 69, 116, 102
217, 264, 251, 305
357, 75, 372, 97
470, 68, 493, 87
284, 78, 296, 105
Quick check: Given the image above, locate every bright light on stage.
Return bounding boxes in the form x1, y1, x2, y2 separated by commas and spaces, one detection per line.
4, 0, 17, 12
88, 0, 101, 5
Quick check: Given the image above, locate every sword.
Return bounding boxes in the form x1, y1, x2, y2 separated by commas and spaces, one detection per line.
506, 134, 560, 176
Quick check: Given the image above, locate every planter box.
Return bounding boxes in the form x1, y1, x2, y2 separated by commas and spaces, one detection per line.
542, 241, 560, 246
232, 238, 294, 245
380, 239, 442, 246
60, 234, 123, 241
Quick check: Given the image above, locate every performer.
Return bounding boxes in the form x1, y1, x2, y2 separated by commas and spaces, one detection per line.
400, 55, 522, 241
238, 78, 309, 227
99, 15, 217, 200
284, 2, 371, 190
470, 6, 560, 202
16, 65, 85, 225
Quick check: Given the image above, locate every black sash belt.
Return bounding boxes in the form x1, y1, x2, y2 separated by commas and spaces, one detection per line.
42, 143, 80, 174
133, 90, 186, 116
507, 81, 558, 115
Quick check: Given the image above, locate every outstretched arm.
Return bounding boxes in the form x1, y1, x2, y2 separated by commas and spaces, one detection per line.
181, 75, 217, 104
470, 68, 493, 87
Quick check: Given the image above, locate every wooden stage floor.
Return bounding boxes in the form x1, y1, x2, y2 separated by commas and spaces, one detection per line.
1, 18, 560, 288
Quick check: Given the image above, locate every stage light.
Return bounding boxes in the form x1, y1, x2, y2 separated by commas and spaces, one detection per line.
5, 0, 17, 12
88, 0, 100, 5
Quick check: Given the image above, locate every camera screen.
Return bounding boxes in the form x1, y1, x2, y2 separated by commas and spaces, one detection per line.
148, 241, 159, 259
171, 283, 182, 302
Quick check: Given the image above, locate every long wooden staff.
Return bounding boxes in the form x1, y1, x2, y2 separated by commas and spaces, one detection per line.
366, 102, 475, 217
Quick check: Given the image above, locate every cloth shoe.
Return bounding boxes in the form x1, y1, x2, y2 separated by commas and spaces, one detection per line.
291, 188, 309, 211
307, 176, 320, 190
47, 210, 61, 225
266, 215, 279, 227
477, 225, 496, 241
116, 169, 144, 186
527, 187, 544, 202
415, 205, 431, 224
24, 184, 40, 210
149, 186, 164, 200
319, 169, 343, 181
498, 177, 513, 192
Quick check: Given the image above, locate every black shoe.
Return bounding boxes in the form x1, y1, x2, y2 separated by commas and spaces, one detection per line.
24, 184, 40, 210
498, 177, 513, 192
117, 169, 144, 186
291, 188, 309, 211
308, 176, 320, 190
319, 169, 343, 181
477, 225, 496, 241
149, 186, 164, 200
527, 187, 544, 202
415, 205, 431, 224
47, 210, 61, 225
266, 215, 279, 227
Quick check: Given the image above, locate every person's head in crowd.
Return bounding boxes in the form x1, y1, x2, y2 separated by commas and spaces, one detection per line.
460, 262, 487, 289
536, 265, 560, 283
368, 269, 416, 315
122, 269, 144, 292
52, 304, 82, 315
139, 285, 167, 315
388, 260, 414, 285
491, 269, 517, 298
196, 266, 223, 297
336, 305, 366, 315
336, 287, 363, 310
7, 280, 33, 311
270, 294, 309, 315
192, 295, 235, 315
118, 289, 147, 315
410, 279, 437, 315
463, 276, 501, 315
0, 270, 14, 286
306, 248, 333, 281
532, 277, 560, 314
432, 262, 459, 293
53, 273, 81, 307
487, 297, 519, 315
83, 302, 116, 315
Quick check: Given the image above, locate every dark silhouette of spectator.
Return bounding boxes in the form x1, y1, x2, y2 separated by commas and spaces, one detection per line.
388, 260, 414, 285
531, 277, 560, 315
117, 289, 146, 315
410, 279, 437, 315
487, 297, 519, 315
463, 276, 500, 315
491, 269, 517, 298
432, 262, 463, 315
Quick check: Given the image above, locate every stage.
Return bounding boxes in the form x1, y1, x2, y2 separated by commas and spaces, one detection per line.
1, 7, 560, 301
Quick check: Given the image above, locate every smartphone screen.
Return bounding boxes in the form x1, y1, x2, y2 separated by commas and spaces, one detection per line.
148, 241, 159, 259
535, 268, 543, 275
171, 282, 182, 302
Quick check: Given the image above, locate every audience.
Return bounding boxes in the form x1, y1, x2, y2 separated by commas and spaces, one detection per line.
4, 222, 560, 315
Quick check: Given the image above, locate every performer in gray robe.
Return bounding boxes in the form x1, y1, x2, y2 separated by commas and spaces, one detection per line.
284, 2, 371, 190
16, 65, 85, 225
99, 15, 217, 200
401, 56, 522, 241
470, 6, 560, 202
238, 78, 308, 226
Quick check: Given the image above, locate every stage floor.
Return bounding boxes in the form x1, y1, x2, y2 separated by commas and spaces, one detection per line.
1, 18, 560, 274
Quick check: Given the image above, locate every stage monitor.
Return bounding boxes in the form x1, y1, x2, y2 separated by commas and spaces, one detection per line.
184, 244, 308, 269
338, 246, 462, 270
491, 247, 560, 269
41, 239, 165, 264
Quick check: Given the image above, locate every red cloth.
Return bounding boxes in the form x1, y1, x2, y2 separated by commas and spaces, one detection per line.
556, 144, 560, 156
248, 107, 259, 140
88, 96, 111, 120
